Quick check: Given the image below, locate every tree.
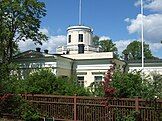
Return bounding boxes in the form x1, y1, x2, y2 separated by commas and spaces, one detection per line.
122, 41, 153, 60
92, 35, 100, 46
100, 39, 118, 52
92, 35, 118, 58
0, 0, 47, 64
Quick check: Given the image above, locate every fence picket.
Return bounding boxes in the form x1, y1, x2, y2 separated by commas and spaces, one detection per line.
21, 94, 162, 121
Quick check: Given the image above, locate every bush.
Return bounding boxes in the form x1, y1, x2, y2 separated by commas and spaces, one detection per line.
0, 94, 40, 121
88, 69, 162, 99
111, 70, 162, 99
3, 69, 90, 96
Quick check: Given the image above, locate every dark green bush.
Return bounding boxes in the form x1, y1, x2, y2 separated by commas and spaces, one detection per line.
0, 94, 40, 121
2, 69, 90, 96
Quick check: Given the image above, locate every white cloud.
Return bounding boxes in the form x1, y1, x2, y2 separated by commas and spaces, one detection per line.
39, 28, 49, 35
18, 28, 66, 53
114, 40, 134, 54
18, 40, 37, 52
145, 0, 162, 12
99, 36, 111, 41
126, 14, 162, 43
127, 0, 162, 58
135, 0, 162, 12
149, 42, 162, 52
124, 18, 130, 22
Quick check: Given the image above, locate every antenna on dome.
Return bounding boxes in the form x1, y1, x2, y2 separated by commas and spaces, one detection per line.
79, 0, 82, 25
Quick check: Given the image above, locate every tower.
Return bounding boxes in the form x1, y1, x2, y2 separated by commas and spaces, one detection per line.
56, 0, 99, 54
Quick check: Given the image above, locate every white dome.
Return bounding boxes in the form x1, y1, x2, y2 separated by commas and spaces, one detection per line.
67, 25, 93, 32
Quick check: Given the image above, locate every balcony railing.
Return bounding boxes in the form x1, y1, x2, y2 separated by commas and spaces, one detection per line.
56, 44, 100, 53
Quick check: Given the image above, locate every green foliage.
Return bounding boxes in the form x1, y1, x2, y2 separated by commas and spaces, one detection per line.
23, 69, 57, 94
92, 35, 100, 46
0, 0, 47, 63
115, 110, 136, 121
111, 70, 162, 99
100, 39, 118, 53
88, 82, 104, 97
17, 101, 40, 121
0, 94, 40, 121
147, 72, 162, 98
0, 69, 90, 120
60, 76, 91, 96
92, 35, 118, 58
0, 0, 47, 95
122, 41, 154, 60
3, 69, 90, 96
112, 70, 144, 98
88, 69, 162, 99
0, 63, 19, 95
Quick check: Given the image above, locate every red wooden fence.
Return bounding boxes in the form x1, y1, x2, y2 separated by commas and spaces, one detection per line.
21, 94, 162, 121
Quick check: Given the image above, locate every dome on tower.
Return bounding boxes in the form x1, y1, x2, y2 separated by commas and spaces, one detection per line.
67, 25, 93, 32
56, 25, 99, 55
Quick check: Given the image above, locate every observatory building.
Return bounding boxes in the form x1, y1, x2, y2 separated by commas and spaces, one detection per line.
13, 0, 162, 87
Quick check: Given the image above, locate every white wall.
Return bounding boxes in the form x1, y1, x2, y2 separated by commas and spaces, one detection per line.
129, 67, 162, 76
62, 52, 113, 60
76, 64, 113, 87
67, 26, 93, 46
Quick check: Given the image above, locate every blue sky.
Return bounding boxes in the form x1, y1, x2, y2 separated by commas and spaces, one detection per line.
40, 0, 138, 39
19, 0, 162, 58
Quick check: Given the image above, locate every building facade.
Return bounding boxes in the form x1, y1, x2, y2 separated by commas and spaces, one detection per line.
55, 25, 125, 87
13, 49, 73, 79
14, 25, 162, 87
14, 25, 125, 87
128, 59, 162, 76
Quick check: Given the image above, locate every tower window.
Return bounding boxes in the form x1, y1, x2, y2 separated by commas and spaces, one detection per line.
68, 35, 71, 43
78, 34, 83, 42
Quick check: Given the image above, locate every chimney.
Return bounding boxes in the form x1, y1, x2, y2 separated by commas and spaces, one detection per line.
44, 49, 48, 54
36, 47, 41, 52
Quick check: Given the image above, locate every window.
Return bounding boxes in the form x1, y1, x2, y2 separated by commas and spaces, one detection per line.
78, 34, 83, 42
68, 35, 71, 43
94, 76, 102, 84
77, 76, 84, 87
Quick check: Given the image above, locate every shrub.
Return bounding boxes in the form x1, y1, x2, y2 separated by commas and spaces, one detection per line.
0, 94, 40, 121
4, 69, 90, 96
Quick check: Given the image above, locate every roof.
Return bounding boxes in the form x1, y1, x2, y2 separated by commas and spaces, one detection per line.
13, 50, 73, 62
62, 52, 114, 60
13, 50, 55, 59
127, 59, 162, 64
67, 25, 92, 32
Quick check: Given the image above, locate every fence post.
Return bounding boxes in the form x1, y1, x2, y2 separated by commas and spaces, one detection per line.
135, 97, 141, 121
25, 93, 27, 100
135, 97, 139, 112
74, 94, 77, 121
